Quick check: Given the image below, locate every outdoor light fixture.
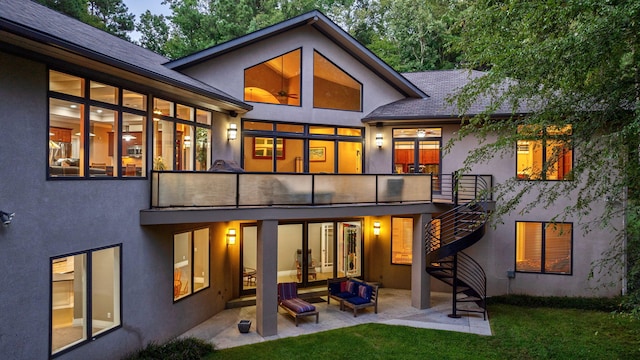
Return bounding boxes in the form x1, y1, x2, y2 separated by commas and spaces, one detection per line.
227, 123, 238, 141
0, 211, 15, 227
375, 133, 383, 148
226, 228, 237, 245
373, 221, 381, 236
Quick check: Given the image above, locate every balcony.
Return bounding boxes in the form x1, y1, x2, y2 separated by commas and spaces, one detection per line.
151, 172, 432, 208
150, 172, 491, 209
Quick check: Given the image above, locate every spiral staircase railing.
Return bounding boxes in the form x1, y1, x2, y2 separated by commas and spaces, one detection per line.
425, 174, 489, 319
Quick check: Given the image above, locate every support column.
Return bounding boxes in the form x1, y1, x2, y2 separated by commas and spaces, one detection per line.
411, 213, 431, 309
256, 220, 278, 337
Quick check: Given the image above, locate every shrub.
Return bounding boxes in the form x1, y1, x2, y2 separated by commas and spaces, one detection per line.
123, 337, 214, 360
487, 294, 623, 312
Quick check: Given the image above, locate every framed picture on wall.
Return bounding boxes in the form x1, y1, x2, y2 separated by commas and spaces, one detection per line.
309, 147, 326, 162
253, 137, 285, 159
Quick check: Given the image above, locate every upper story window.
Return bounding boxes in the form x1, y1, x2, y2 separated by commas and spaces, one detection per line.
244, 49, 301, 106
152, 99, 213, 171
313, 51, 362, 112
392, 128, 441, 175
242, 120, 363, 173
48, 70, 147, 178
517, 125, 573, 180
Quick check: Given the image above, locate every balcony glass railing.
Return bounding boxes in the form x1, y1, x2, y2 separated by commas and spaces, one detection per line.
151, 172, 432, 208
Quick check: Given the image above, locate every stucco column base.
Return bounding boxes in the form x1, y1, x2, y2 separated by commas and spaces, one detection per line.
256, 220, 278, 337
411, 213, 431, 309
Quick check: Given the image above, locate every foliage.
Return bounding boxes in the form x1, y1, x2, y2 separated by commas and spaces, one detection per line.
37, 0, 134, 40
369, 0, 461, 72
203, 308, 640, 359
449, 0, 640, 306
136, 11, 170, 56
123, 337, 214, 360
486, 294, 623, 312
133, 0, 462, 68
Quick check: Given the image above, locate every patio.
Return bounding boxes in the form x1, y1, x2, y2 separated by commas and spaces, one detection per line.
180, 288, 492, 349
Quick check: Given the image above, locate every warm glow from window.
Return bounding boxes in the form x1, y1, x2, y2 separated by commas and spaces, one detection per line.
517, 125, 572, 180
313, 51, 362, 111
391, 218, 413, 265
244, 49, 301, 106
516, 222, 572, 274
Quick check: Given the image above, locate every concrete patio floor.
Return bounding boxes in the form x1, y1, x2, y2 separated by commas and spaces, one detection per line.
180, 289, 492, 349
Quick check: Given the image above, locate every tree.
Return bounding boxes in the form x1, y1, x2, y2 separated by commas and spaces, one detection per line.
37, 0, 135, 41
137, 10, 170, 56
87, 0, 135, 40
369, 0, 461, 72
141, 0, 350, 59
450, 0, 640, 305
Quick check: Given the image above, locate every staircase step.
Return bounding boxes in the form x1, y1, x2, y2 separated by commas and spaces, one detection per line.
457, 296, 482, 302
429, 271, 453, 278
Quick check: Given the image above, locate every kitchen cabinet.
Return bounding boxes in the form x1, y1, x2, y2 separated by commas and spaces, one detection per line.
50, 127, 72, 143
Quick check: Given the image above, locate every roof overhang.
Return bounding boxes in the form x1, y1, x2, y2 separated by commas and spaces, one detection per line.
0, 19, 252, 114
362, 113, 523, 126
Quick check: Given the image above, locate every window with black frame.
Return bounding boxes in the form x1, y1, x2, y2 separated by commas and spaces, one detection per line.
515, 221, 572, 274
48, 70, 147, 178
242, 121, 363, 173
50, 245, 121, 356
516, 125, 573, 180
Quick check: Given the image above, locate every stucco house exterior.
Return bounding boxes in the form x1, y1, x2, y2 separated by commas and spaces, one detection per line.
0, 1, 623, 359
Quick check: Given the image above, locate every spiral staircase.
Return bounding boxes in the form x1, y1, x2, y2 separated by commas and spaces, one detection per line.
426, 175, 489, 319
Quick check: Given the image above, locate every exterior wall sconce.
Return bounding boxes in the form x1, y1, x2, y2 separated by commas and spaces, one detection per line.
1, 211, 15, 227
226, 228, 236, 245
375, 133, 383, 148
227, 123, 238, 141
373, 221, 381, 236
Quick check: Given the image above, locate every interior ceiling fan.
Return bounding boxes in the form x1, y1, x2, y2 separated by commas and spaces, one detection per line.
276, 56, 298, 99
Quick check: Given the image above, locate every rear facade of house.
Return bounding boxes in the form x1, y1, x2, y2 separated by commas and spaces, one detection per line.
0, 1, 623, 359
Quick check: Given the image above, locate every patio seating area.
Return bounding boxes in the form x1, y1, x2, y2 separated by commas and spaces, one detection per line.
180, 288, 492, 349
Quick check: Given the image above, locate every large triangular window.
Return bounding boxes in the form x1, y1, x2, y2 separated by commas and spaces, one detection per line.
244, 49, 301, 106
313, 51, 362, 111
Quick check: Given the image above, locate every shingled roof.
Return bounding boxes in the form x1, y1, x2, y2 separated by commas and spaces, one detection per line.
0, 0, 250, 111
363, 69, 524, 122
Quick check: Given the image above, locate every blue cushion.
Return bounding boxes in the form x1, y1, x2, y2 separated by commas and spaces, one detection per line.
334, 291, 356, 299
328, 282, 341, 294
346, 296, 370, 305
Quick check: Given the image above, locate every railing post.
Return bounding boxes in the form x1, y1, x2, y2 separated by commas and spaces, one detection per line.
235, 173, 240, 208
448, 253, 461, 318
311, 174, 315, 205
452, 171, 459, 206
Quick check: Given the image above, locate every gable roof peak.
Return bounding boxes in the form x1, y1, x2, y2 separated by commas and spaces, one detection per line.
165, 10, 426, 99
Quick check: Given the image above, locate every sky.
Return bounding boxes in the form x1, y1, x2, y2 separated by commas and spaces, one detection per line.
123, 0, 171, 18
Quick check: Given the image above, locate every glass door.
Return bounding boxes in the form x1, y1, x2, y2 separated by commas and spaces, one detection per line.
337, 221, 362, 278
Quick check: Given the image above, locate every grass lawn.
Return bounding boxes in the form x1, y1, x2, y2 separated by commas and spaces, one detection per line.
205, 304, 640, 360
